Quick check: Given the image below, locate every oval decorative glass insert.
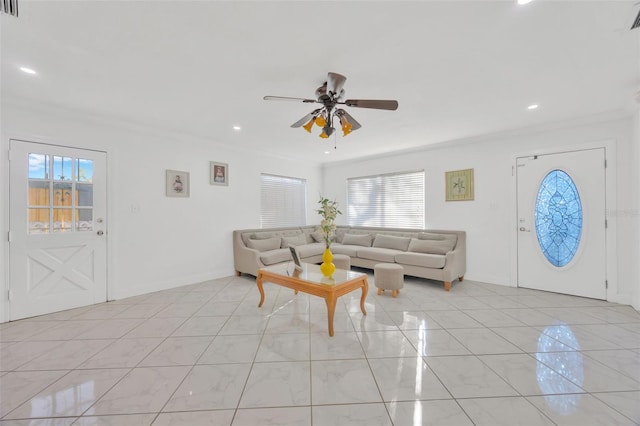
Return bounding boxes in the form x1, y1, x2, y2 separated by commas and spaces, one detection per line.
535, 169, 583, 267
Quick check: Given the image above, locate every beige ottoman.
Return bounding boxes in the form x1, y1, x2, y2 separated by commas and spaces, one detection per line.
374, 263, 404, 297
332, 254, 351, 270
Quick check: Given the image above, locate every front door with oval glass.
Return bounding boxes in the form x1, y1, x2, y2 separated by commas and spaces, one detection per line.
516, 149, 606, 299
9, 140, 107, 320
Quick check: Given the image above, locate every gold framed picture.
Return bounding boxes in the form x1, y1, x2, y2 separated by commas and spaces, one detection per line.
445, 168, 474, 201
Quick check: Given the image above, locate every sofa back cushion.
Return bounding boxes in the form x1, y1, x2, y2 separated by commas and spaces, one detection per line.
408, 237, 456, 255
247, 236, 282, 252
342, 233, 373, 247
418, 232, 456, 242
372, 234, 411, 251
334, 228, 348, 244
281, 234, 307, 248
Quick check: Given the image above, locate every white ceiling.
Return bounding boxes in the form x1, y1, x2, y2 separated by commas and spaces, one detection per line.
2, 1, 639, 164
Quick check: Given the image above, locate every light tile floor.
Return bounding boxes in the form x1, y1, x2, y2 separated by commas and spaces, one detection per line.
1, 271, 639, 425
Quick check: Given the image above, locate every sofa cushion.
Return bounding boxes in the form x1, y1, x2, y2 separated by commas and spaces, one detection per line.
357, 247, 403, 263
310, 231, 323, 243
301, 231, 314, 244
408, 237, 455, 255
247, 236, 282, 252
251, 232, 276, 240
296, 243, 325, 258
330, 244, 359, 257
418, 232, 457, 245
395, 252, 446, 268
259, 248, 292, 266
342, 233, 373, 247
281, 234, 307, 248
311, 230, 335, 244
335, 228, 348, 244
373, 234, 411, 251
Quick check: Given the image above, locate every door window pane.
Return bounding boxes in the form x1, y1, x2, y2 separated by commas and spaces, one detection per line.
28, 181, 50, 206
53, 183, 73, 206
28, 208, 50, 234
53, 156, 73, 181
535, 169, 583, 267
77, 184, 93, 207
77, 159, 93, 183
76, 209, 93, 231
26, 152, 99, 235
53, 208, 73, 232
28, 154, 49, 179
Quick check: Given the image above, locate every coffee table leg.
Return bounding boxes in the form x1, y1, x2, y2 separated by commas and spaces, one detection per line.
256, 273, 265, 308
325, 295, 337, 337
360, 278, 368, 315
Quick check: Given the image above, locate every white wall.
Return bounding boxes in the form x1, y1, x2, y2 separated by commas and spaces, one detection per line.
0, 99, 322, 321
323, 115, 637, 306
2, 99, 637, 322
632, 110, 640, 310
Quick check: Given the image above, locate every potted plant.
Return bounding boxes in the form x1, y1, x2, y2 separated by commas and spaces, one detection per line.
317, 196, 341, 277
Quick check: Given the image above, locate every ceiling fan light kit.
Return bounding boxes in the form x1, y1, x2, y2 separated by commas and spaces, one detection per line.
264, 72, 398, 142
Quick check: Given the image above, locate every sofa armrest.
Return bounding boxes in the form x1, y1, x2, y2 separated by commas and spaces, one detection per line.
443, 245, 466, 282
233, 231, 265, 276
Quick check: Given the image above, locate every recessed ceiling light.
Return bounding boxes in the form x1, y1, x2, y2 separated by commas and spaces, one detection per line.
324, 151, 330, 154
19, 67, 37, 75
232, 125, 241, 131
517, 0, 534, 5
527, 104, 539, 110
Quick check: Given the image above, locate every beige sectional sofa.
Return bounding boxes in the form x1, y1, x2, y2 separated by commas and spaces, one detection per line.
233, 225, 466, 291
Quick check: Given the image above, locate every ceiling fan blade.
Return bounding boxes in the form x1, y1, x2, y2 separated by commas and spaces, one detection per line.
264, 96, 316, 103
343, 99, 399, 110
290, 109, 322, 128
326, 72, 347, 98
340, 110, 362, 131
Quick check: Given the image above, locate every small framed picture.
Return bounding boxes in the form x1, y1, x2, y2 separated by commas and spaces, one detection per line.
166, 170, 190, 197
445, 168, 474, 201
210, 161, 229, 186
289, 246, 303, 271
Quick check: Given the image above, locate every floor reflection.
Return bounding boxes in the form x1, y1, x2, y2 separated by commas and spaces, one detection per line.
31, 380, 95, 417
536, 323, 584, 415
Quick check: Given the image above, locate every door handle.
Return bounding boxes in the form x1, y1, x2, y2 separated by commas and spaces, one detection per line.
519, 227, 530, 232
97, 230, 104, 236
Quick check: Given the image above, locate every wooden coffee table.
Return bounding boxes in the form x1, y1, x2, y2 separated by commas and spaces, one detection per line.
256, 263, 368, 336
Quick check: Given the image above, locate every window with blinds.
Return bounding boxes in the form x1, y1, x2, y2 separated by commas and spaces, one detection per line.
347, 170, 425, 229
260, 174, 307, 228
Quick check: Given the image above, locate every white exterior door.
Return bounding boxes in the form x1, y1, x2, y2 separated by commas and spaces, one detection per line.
516, 148, 606, 299
9, 140, 108, 320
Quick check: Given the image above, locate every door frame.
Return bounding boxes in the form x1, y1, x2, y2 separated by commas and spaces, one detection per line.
2, 133, 114, 323
510, 139, 619, 303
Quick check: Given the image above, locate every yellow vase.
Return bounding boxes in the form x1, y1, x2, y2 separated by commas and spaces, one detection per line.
320, 248, 336, 277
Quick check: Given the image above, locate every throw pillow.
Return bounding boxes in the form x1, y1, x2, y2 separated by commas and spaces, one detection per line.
342, 233, 373, 247
310, 231, 324, 243
373, 234, 411, 251
407, 238, 455, 255
247, 236, 282, 252
281, 234, 307, 248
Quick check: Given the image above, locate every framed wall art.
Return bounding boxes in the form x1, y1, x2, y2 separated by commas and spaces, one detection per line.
445, 168, 474, 201
210, 161, 229, 186
166, 169, 190, 197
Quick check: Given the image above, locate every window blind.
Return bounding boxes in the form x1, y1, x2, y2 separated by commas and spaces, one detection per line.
260, 174, 307, 228
347, 170, 425, 228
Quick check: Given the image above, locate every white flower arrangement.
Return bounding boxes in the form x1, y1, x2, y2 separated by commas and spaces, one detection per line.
317, 196, 341, 249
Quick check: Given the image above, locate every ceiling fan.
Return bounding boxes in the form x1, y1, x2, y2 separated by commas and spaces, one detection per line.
264, 72, 399, 138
